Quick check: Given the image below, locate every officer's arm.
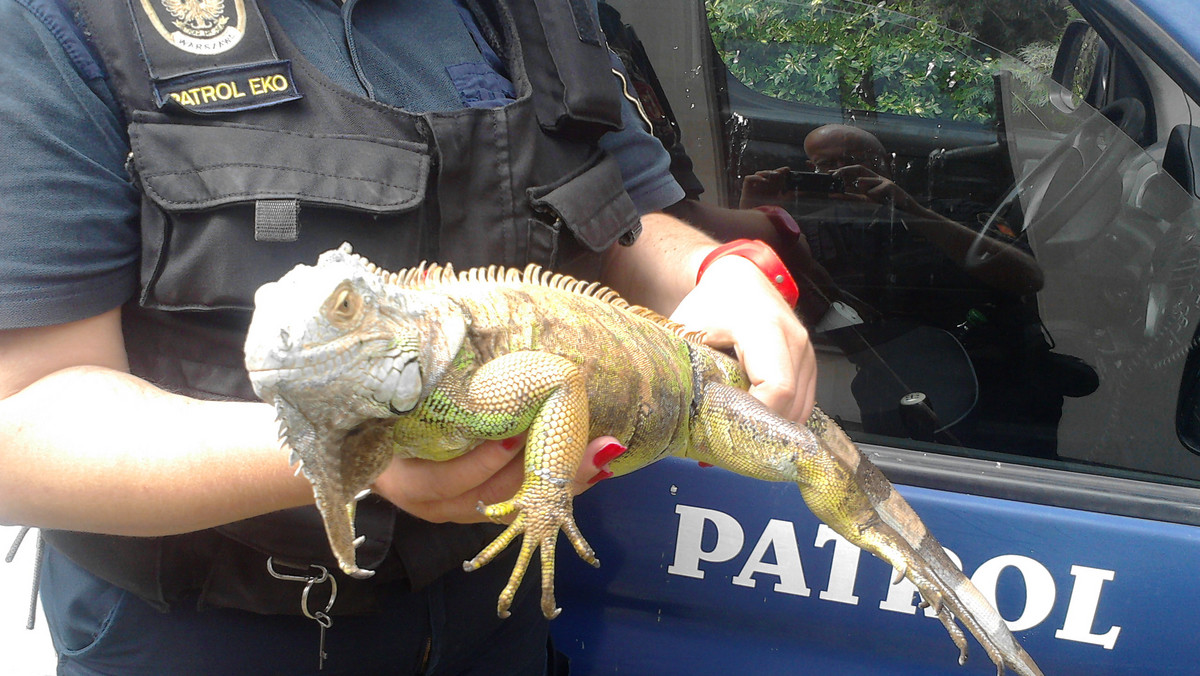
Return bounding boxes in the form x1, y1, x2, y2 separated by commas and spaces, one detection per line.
0, 309, 604, 533
0, 308, 318, 534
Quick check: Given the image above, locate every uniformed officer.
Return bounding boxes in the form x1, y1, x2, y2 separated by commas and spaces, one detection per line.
0, 0, 816, 673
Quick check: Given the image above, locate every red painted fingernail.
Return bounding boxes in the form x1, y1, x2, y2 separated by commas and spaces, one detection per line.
698, 461, 713, 468
592, 442, 627, 468
501, 436, 522, 450
587, 468, 614, 485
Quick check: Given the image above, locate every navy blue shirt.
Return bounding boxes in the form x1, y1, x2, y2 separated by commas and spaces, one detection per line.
0, 0, 683, 329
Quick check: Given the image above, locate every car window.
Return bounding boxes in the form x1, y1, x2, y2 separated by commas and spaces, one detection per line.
710, 1, 1005, 123
704, 0, 1200, 486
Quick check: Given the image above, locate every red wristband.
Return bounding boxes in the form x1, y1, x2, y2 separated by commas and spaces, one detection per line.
696, 239, 800, 308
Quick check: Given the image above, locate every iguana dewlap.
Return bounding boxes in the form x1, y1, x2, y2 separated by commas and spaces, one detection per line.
244, 244, 1043, 676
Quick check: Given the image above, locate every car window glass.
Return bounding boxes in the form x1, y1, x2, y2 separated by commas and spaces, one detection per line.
705, 0, 1200, 485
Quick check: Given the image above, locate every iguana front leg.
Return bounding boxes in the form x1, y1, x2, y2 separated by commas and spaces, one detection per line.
430, 351, 599, 619
689, 383, 1043, 676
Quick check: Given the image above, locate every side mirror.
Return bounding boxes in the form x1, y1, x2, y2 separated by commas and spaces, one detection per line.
1050, 20, 1108, 110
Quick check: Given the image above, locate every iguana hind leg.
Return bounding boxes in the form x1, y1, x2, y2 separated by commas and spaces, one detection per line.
452, 351, 598, 619
689, 383, 1043, 676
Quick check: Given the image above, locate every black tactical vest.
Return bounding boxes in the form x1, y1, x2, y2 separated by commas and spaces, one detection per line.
44, 0, 639, 614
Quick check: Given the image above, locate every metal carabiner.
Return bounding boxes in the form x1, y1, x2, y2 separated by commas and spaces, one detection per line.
266, 557, 330, 584
266, 558, 338, 669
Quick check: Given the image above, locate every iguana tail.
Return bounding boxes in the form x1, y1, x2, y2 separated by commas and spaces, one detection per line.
688, 382, 1043, 676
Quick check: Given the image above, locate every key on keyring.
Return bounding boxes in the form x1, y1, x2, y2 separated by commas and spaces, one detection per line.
315, 611, 332, 669
265, 558, 338, 671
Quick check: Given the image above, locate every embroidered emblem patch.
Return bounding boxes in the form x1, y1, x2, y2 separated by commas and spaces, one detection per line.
139, 0, 247, 55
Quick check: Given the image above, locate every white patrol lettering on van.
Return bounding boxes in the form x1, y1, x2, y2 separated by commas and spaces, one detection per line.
667, 504, 1122, 650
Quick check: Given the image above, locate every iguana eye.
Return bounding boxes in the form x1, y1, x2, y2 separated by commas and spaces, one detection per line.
326, 286, 362, 327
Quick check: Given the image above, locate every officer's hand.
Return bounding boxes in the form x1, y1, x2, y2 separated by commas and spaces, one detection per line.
670, 255, 816, 423
371, 435, 626, 524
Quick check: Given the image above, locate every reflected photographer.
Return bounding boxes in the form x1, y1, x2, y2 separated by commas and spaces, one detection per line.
742, 124, 1044, 299
736, 124, 1096, 458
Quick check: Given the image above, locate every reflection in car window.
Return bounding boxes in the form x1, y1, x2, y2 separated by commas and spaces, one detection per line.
708, 0, 1075, 122
706, 0, 1200, 485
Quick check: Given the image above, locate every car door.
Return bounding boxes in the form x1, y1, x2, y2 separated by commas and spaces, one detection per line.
552, 1, 1200, 674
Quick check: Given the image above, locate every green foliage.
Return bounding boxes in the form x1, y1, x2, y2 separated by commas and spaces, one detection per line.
908, 0, 1074, 54
707, 0, 1068, 123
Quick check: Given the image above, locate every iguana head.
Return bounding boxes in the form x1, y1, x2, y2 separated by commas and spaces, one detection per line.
245, 243, 426, 420
244, 243, 466, 578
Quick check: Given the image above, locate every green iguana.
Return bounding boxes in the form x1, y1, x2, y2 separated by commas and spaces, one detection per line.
244, 243, 1043, 676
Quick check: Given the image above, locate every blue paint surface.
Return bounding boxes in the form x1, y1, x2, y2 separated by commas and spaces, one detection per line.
552, 457, 1200, 675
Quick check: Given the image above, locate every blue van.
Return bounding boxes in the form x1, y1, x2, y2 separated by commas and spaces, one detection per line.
553, 2, 1200, 674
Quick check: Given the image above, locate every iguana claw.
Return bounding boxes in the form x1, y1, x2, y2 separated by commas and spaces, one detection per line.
464, 479, 597, 619
881, 537, 1037, 676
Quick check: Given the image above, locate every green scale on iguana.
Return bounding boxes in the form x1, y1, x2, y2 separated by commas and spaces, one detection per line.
244, 243, 1043, 676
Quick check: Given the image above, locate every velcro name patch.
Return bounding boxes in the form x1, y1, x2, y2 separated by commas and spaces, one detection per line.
155, 61, 300, 113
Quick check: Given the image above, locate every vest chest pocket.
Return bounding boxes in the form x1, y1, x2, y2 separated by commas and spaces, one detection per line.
129, 117, 432, 311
